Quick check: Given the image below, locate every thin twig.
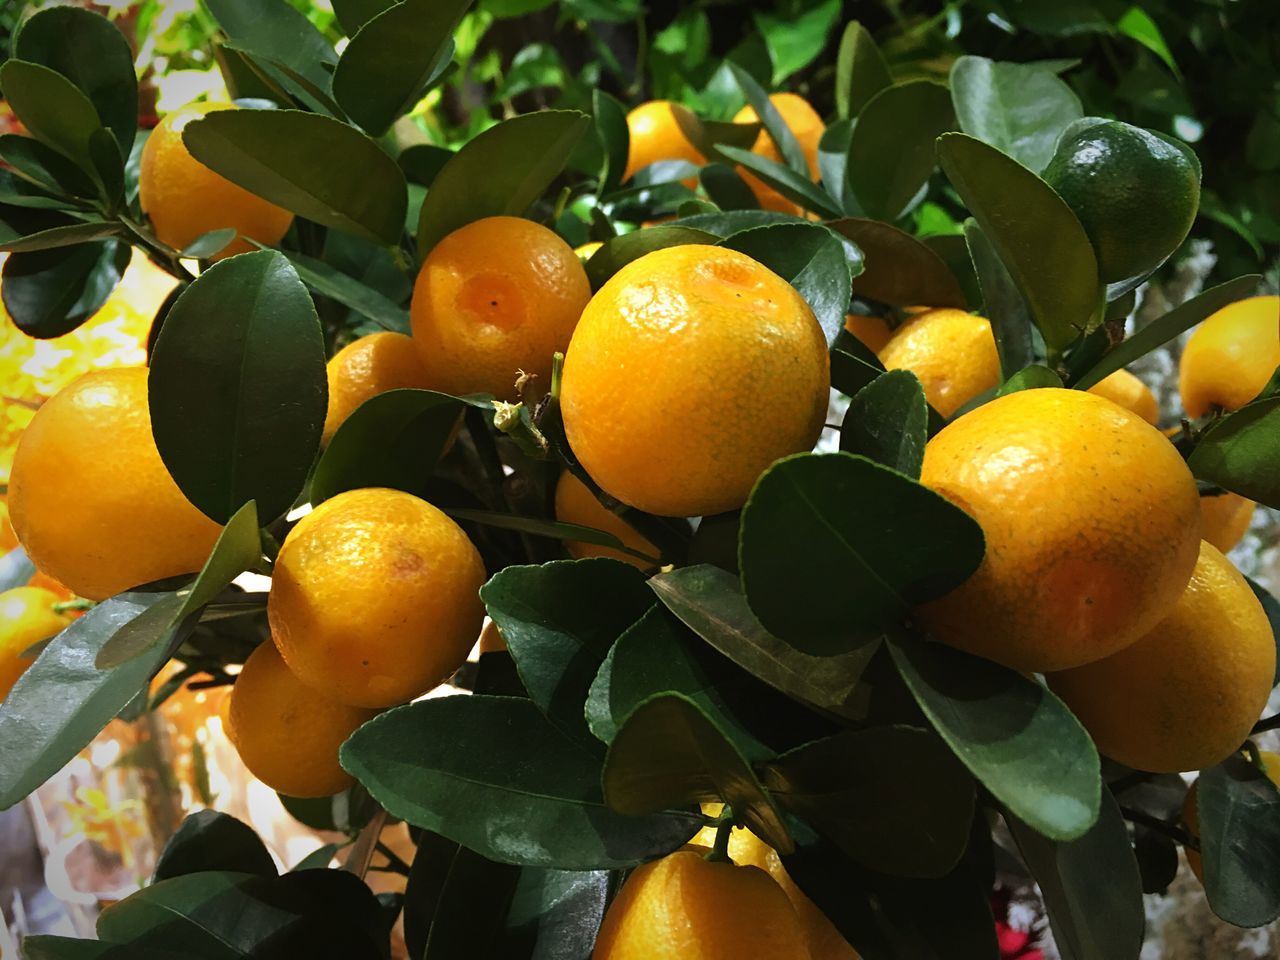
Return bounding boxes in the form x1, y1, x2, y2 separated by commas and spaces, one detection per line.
1119, 806, 1196, 849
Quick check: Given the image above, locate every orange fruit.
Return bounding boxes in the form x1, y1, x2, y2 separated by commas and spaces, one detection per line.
1184, 752, 1280, 882
731, 93, 824, 215
877, 308, 1000, 418
623, 100, 706, 182
323, 332, 433, 443
1086, 369, 1158, 425
26, 570, 76, 603
919, 388, 1201, 673
591, 848, 809, 960
1199, 491, 1255, 553
227, 640, 377, 798
0, 498, 17, 554
410, 216, 591, 400
1048, 541, 1275, 773
478, 619, 507, 655
561, 245, 829, 517
268, 488, 487, 708
8, 369, 223, 601
139, 101, 294, 259
843, 313, 893, 355
1179, 295, 1280, 418
0, 586, 71, 700
553, 471, 658, 569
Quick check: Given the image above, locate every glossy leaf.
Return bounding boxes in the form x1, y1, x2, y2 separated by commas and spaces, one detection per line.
0, 60, 102, 173
847, 81, 954, 222
964, 219, 1036, 378
149, 251, 327, 523
888, 634, 1100, 840
938, 133, 1100, 351
1117, 6, 1180, 77
714, 145, 843, 219
830, 344, 886, 398
740, 453, 984, 653
204, 0, 337, 96
836, 21, 892, 120
671, 209, 794, 236
827, 218, 966, 307
341, 695, 701, 869
584, 225, 717, 291
699, 163, 759, 211
154, 810, 277, 882
0, 220, 123, 253
753, 0, 840, 84
1, 240, 128, 339
1188, 396, 1280, 509
0, 133, 97, 197
332, 0, 396, 35
841, 370, 928, 478
593, 89, 629, 196
727, 63, 808, 174
1197, 755, 1280, 927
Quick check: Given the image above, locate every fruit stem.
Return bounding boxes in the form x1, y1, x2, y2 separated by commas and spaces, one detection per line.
1251, 714, 1280, 736
52, 598, 94, 614
705, 806, 735, 863
1118, 805, 1196, 849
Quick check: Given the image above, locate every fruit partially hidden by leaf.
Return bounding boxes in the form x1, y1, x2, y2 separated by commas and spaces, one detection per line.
1178, 295, 1280, 419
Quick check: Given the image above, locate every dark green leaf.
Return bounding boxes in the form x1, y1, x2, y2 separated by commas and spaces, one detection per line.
740, 453, 984, 653
727, 63, 808, 174
341, 695, 700, 869
938, 133, 1100, 351
828, 218, 966, 308
398, 144, 454, 189
830, 345, 886, 398
419, 843, 522, 959
480, 558, 655, 745
888, 634, 1100, 840
504, 865, 610, 960
0, 219, 122, 253
999, 364, 1063, 395
184, 109, 407, 246
417, 111, 589, 256
149, 251, 326, 523
816, 118, 854, 213
1188, 396, 1280, 509
696, 163, 756, 211
964, 219, 1036, 378
269, 246, 410, 333
1009, 790, 1144, 960
181, 228, 237, 260
0, 60, 102, 172
204, 0, 337, 96
847, 81, 954, 222
1196, 755, 1280, 927
753, 0, 840, 85
291, 843, 341, 871
714, 144, 842, 220
154, 810, 277, 882
219, 42, 346, 117
836, 21, 891, 120
668, 107, 760, 168
584, 225, 717, 291
445, 508, 653, 560
841, 370, 928, 478
332, 0, 396, 35
1, 240, 128, 339
0, 133, 97, 197
1134, 824, 1179, 894
593, 89, 629, 196
763, 725, 975, 877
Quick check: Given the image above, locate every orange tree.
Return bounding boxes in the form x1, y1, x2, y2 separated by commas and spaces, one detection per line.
1, 3, 1279, 959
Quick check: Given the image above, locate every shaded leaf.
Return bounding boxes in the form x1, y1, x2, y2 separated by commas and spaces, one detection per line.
714, 144, 842, 219
204, 0, 337, 96
154, 809, 277, 882
0, 60, 102, 173
593, 89, 629, 196
1196, 755, 1280, 927
828, 217, 966, 308
841, 370, 928, 478
0, 220, 123, 253
1, 240, 128, 339
847, 81, 954, 222
964, 219, 1036, 378
1188, 396, 1280, 509
727, 62, 808, 174
0, 133, 97, 197
836, 21, 892, 120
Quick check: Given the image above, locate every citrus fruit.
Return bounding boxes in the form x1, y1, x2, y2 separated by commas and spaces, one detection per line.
8, 368, 223, 601
227, 640, 378, 798
0, 586, 71, 701
0, 499, 17, 554
561, 245, 829, 517
1048, 541, 1274, 773
323, 332, 433, 443
1043, 118, 1200, 283
591, 848, 809, 960
843, 313, 893, 354
1184, 752, 1280, 882
877, 308, 1000, 418
410, 216, 591, 399
478, 619, 507, 655
918, 388, 1201, 673
1086, 369, 1158, 425
731, 93, 824, 215
553, 471, 658, 569
575, 241, 604, 261
623, 100, 705, 182
1199, 491, 1256, 553
268, 488, 487, 708
139, 101, 294, 259
1178, 295, 1280, 419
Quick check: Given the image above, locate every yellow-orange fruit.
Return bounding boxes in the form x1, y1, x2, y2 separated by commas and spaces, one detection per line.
553, 472, 658, 569
843, 313, 893, 354
731, 94, 824, 215
0, 587, 71, 700
1087, 369, 1159, 425
1199, 491, 1256, 553
323, 332, 433, 443
623, 101, 706, 182
1179, 295, 1280, 418
877, 308, 1000, 418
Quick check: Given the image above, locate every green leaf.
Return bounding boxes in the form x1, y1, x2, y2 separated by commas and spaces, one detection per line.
341, 695, 700, 869
311, 389, 466, 503
714, 145, 842, 220
740, 453, 985, 653
668, 106, 760, 167
181, 228, 237, 260
183, 109, 407, 246
999, 364, 1063, 395
14, 6, 138, 157
1072, 275, 1261, 389
763, 725, 975, 878
267, 246, 410, 333
445, 508, 654, 560
1196, 755, 1280, 927
753, 0, 841, 85
830, 345, 886, 398
669, 209, 794, 236
0, 240, 128, 339
888, 634, 1100, 840
584, 225, 717, 291
417, 111, 590, 256
816, 118, 854, 213
219, 42, 347, 118
827, 218, 966, 307
938, 133, 1100, 351
204, 0, 337, 97
398, 144, 454, 188
841, 370, 928, 478
950, 56, 1083, 172
836, 21, 892, 120
154, 810, 277, 882
1116, 6, 1180, 78
593, 89, 629, 196
717, 222, 856, 345
1187, 396, 1280, 509
0, 133, 97, 197
847, 81, 954, 222
603, 692, 792, 852
964, 220, 1036, 378
149, 251, 326, 523
332, 0, 397, 35
0, 219, 122, 253
1009, 790, 1144, 960
333, 0, 466, 137
480, 558, 655, 746
0, 60, 103, 173
0, 592, 181, 809
726, 63, 808, 174
698, 162, 760, 210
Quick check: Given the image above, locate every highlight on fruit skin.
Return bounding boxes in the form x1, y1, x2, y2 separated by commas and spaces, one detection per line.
1178, 295, 1280, 419
1199, 490, 1256, 553
877, 308, 1000, 418
322, 332, 434, 444
623, 100, 706, 183
1087, 369, 1159, 425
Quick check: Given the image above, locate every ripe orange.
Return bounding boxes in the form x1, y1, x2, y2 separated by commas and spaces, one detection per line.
553, 472, 658, 570
731, 94, 824, 214
410, 216, 591, 400
8, 369, 223, 601
1199, 491, 1255, 553
623, 101, 706, 182
919, 388, 1201, 673
591, 848, 810, 960
268, 488, 487, 708
561, 245, 829, 518
323, 332, 433, 443
1179, 295, 1280, 418
0, 587, 71, 700
0, 498, 17, 554
1184, 752, 1280, 882
227, 641, 378, 798
1048, 541, 1275, 773
843, 313, 893, 354
1087, 369, 1159, 425
877, 308, 999, 418
139, 101, 293, 259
